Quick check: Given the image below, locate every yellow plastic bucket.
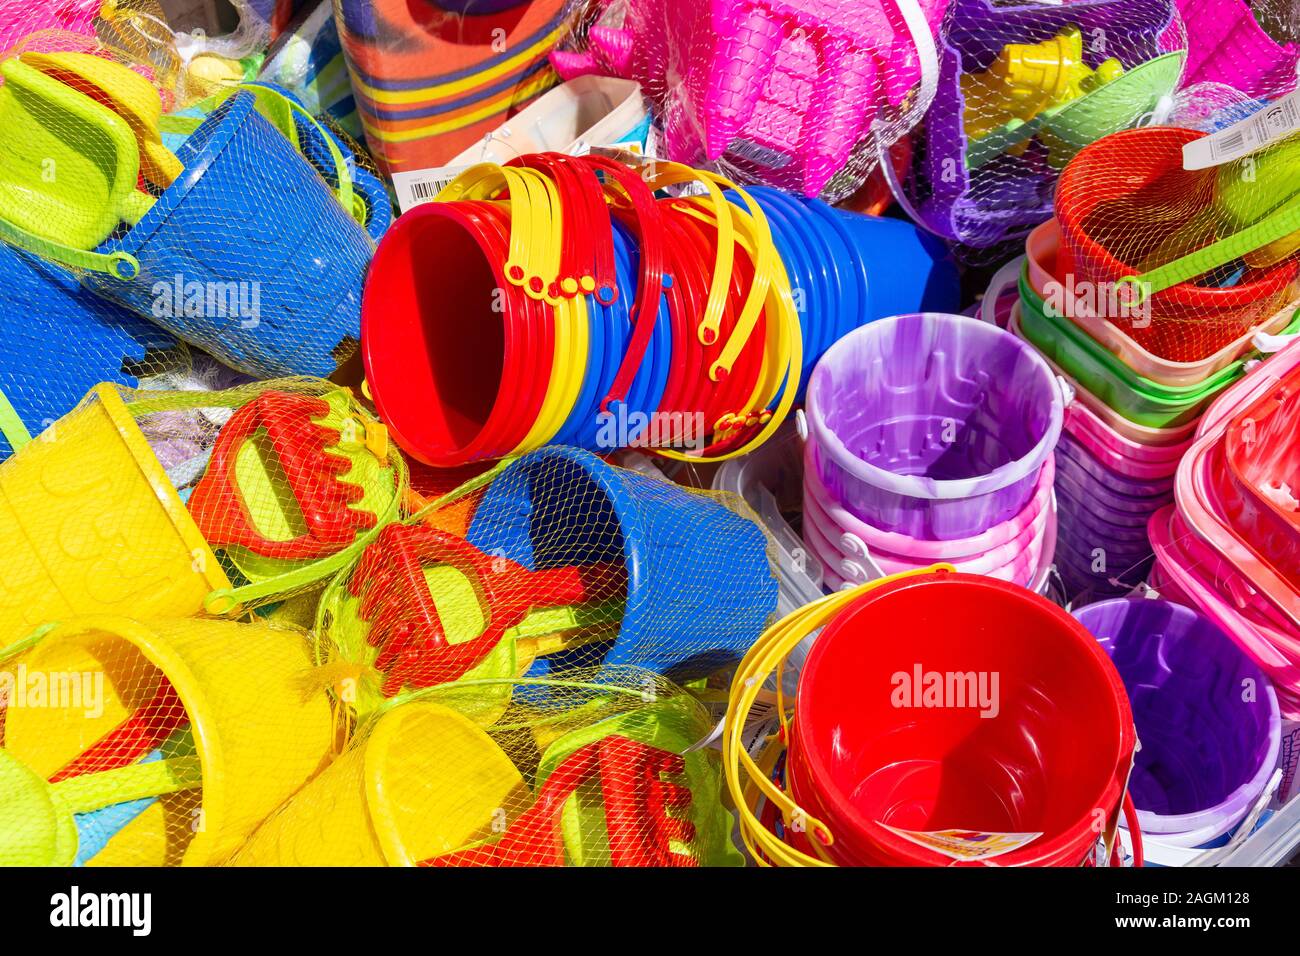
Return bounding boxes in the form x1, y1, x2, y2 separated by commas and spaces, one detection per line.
232, 701, 527, 866
0, 385, 229, 647
1, 616, 334, 865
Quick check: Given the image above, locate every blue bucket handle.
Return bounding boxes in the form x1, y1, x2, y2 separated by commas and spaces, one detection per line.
236, 83, 356, 224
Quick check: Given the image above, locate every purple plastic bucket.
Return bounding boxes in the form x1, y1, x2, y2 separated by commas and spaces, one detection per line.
1055, 481, 1156, 544
1057, 432, 1175, 500
1054, 476, 1158, 531
1054, 461, 1173, 517
1074, 598, 1281, 845
806, 312, 1063, 539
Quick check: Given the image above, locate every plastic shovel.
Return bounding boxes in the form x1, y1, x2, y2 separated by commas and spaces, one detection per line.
966, 51, 1183, 170
0, 57, 152, 278
0, 746, 201, 866
20, 50, 183, 189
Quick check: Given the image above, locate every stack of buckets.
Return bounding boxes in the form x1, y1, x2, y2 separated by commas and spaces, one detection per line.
1011, 128, 1300, 601
1149, 336, 1300, 726
362, 159, 958, 466
1074, 599, 1281, 865
784, 571, 1137, 866
802, 312, 1062, 592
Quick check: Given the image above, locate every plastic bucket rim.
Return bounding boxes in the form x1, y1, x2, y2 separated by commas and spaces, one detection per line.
361, 200, 534, 465
806, 312, 1064, 501
790, 571, 1136, 866
1055, 126, 1299, 308
1073, 597, 1282, 840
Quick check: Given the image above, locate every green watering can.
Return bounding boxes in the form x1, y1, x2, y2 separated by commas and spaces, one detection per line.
0, 746, 200, 866
0, 57, 153, 278
20, 50, 184, 189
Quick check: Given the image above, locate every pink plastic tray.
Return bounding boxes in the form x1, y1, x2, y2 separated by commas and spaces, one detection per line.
1178, 399, 1300, 632
1224, 363, 1300, 550
1149, 504, 1300, 716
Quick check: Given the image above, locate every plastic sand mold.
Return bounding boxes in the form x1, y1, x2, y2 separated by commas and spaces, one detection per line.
317, 520, 626, 714
1, 616, 333, 866
20, 50, 183, 189
0, 57, 153, 277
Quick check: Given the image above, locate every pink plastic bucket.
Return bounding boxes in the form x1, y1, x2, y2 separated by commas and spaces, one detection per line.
804, 443, 1055, 561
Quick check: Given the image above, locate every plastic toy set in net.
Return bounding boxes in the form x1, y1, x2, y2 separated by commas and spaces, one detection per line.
4, 0, 1300, 870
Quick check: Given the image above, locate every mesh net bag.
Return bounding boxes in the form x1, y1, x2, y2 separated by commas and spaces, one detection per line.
0, 23, 193, 458
126, 376, 409, 616
314, 445, 782, 720
548, 0, 947, 200
0, 615, 335, 866
332, 0, 586, 174
896, 0, 1192, 252
0, 377, 407, 655
231, 668, 742, 866
1052, 118, 1300, 365
0, 36, 377, 383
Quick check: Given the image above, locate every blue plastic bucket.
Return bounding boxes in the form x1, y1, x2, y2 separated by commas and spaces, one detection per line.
0, 243, 175, 459
288, 95, 393, 242
557, 220, 671, 450
742, 189, 831, 391
86, 92, 373, 378
466, 446, 778, 680
828, 207, 961, 320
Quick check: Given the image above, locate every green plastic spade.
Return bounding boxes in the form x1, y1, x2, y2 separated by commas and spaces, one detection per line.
0, 747, 201, 866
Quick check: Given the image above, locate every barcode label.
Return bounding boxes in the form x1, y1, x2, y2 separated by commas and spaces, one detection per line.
391, 166, 469, 214
728, 137, 792, 169
1184, 89, 1300, 169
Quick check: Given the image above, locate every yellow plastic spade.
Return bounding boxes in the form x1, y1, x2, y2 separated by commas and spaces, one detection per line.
20, 50, 183, 188
0, 58, 153, 276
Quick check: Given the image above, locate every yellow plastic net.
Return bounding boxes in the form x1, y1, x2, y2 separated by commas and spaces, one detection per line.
315, 445, 781, 719
0, 615, 334, 866
0, 379, 778, 865
0, 19, 380, 401
232, 669, 742, 866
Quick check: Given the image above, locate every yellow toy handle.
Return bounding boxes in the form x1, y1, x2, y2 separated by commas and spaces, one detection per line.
724, 567, 955, 866
634, 161, 736, 357
439, 163, 565, 301
656, 196, 802, 464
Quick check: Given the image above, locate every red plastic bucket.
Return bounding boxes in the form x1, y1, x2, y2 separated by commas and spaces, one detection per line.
361, 201, 555, 465
1055, 126, 1298, 363
789, 572, 1136, 866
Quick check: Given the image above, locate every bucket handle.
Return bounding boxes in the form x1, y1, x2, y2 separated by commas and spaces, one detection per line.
1119, 202, 1300, 303
723, 566, 954, 866
1120, 790, 1143, 867
0, 385, 33, 453
236, 84, 356, 231
0, 215, 140, 279
980, 255, 1025, 325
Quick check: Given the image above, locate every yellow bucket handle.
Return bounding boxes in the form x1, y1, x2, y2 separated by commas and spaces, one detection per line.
724, 566, 954, 866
